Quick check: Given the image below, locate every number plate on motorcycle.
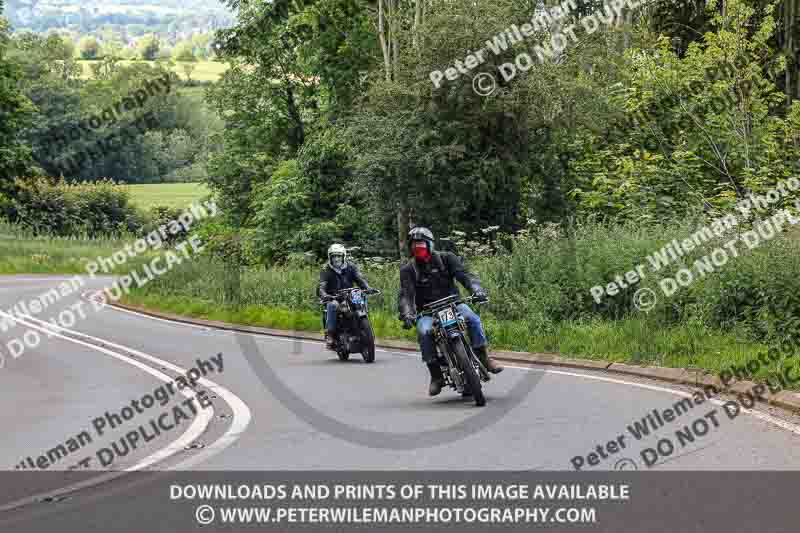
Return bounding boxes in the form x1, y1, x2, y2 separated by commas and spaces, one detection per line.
351, 290, 362, 303
438, 308, 457, 326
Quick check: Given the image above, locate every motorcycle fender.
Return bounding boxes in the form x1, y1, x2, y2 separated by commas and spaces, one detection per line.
447, 329, 461, 339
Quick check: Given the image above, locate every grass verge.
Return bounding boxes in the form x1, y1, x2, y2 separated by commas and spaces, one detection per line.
0, 220, 778, 385
119, 291, 768, 380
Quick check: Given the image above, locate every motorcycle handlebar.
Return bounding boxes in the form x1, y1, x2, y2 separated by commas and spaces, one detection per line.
403, 294, 489, 323
322, 288, 381, 305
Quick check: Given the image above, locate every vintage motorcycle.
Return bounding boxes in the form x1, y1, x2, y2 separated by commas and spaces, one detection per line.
415, 294, 491, 406
321, 287, 381, 363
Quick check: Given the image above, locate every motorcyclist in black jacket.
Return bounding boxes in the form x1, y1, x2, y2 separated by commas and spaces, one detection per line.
398, 227, 503, 396
318, 243, 373, 349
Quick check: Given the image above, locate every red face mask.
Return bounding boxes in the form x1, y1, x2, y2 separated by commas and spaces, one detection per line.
412, 241, 431, 262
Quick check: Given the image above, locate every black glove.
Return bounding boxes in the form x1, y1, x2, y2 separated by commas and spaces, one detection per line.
472, 288, 488, 303
401, 314, 415, 330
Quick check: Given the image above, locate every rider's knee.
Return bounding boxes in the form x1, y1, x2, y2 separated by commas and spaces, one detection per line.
416, 317, 433, 335
458, 303, 478, 322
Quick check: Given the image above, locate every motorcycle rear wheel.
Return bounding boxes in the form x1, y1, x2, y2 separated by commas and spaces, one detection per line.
452, 338, 485, 406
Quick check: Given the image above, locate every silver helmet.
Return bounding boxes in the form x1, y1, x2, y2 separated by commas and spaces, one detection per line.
327, 243, 347, 272
408, 226, 434, 256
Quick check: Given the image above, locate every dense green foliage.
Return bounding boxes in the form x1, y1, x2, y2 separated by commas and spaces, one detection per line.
3, 0, 800, 363
200, 0, 800, 265
5, 29, 224, 183
0, 0, 36, 206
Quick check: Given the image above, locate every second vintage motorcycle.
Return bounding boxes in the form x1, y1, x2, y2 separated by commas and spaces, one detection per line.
321, 287, 381, 363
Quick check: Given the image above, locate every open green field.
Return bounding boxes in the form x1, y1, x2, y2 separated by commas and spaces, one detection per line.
125, 182, 211, 210
77, 60, 228, 82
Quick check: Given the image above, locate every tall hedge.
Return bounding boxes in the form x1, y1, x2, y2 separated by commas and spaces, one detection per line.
9, 177, 143, 237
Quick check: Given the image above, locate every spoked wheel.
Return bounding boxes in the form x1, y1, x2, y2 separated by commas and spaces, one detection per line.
359, 317, 376, 363
452, 338, 485, 406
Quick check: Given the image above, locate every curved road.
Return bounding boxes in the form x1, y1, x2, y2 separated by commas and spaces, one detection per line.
2, 275, 800, 530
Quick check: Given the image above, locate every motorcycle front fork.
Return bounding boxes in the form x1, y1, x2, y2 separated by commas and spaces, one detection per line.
435, 337, 490, 385
433, 336, 463, 391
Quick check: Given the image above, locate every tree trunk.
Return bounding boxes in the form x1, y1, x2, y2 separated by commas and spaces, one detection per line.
378, 0, 392, 81
413, 0, 422, 50
397, 205, 410, 259
787, 0, 794, 109
285, 84, 305, 154
391, 0, 399, 71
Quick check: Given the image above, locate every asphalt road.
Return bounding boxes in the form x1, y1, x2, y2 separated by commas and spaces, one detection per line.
2, 275, 800, 531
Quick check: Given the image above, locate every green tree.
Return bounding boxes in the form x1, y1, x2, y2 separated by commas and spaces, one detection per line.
101, 40, 124, 60
137, 35, 160, 61
78, 36, 99, 59
0, 1, 36, 215
569, 0, 793, 221
174, 41, 195, 62
192, 32, 212, 59
174, 41, 197, 82
182, 62, 196, 83
59, 35, 76, 60
206, 0, 376, 231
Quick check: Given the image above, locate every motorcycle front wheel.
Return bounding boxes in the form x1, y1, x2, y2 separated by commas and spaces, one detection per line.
451, 337, 485, 406
359, 317, 375, 363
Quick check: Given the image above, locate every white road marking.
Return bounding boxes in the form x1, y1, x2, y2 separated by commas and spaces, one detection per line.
498, 363, 800, 436
0, 285, 72, 292
0, 277, 79, 282
21, 310, 252, 470
0, 311, 251, 512
103, 300, 800, 437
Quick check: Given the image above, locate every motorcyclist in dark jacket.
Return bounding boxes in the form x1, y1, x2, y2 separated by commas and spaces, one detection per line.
398, 227, 502, 396
318, 244, 373, 349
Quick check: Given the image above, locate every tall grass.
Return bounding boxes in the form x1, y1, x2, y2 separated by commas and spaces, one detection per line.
122, 213, 800, 368
7, 213, 792, 375
0, 221, 166, 275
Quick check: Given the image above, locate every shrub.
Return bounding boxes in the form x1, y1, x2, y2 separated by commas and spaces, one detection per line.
9, 177, 143, 237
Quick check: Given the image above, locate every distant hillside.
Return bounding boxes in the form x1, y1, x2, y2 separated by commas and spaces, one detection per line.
6, 0, 234, 40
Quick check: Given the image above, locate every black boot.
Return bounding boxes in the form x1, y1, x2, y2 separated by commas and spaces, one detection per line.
325, 332, 336, 350
427, 363, 444, 396
474, 346, 503, 374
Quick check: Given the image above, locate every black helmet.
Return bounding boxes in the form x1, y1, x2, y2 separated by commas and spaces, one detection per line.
408, 226, 434, 256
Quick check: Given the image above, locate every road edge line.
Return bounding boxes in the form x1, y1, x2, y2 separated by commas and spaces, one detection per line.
107, 299, 800, 415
